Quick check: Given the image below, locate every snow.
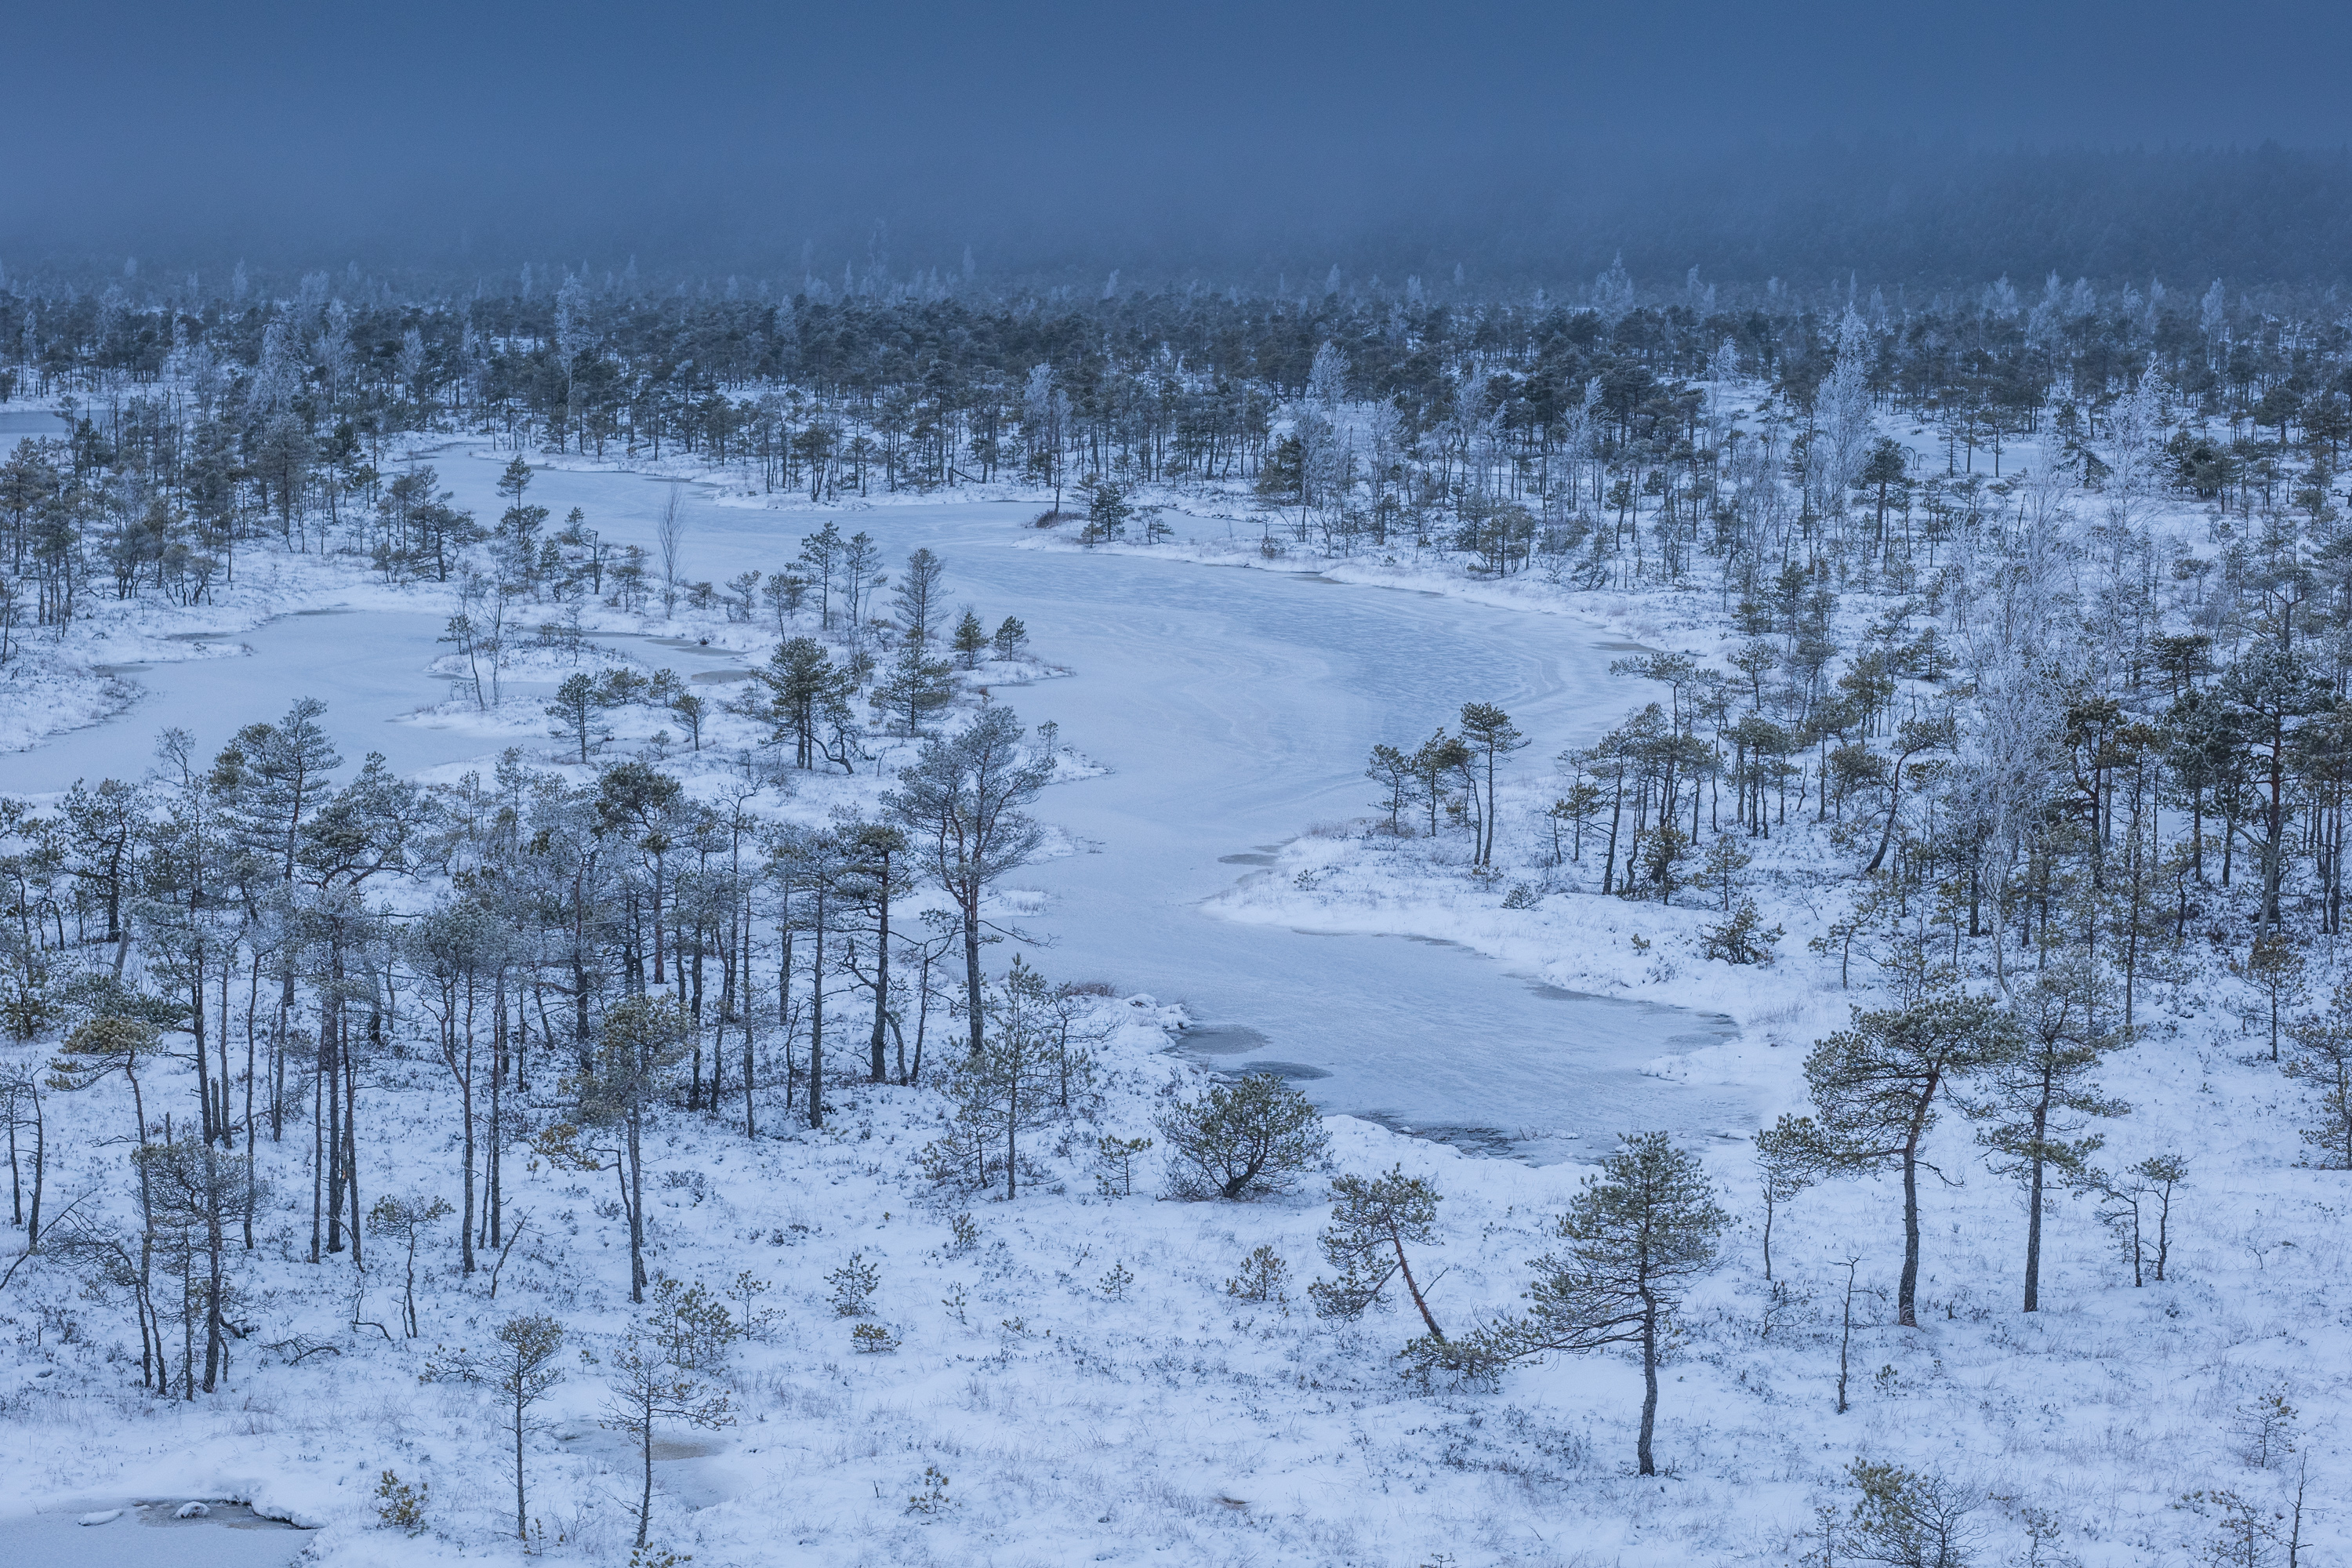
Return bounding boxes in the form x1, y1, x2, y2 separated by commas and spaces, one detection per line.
2, 452, 1748, 1149
2, 439, 2348, 1566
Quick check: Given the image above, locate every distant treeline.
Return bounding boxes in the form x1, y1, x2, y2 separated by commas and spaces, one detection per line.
4, 249, 2344, 477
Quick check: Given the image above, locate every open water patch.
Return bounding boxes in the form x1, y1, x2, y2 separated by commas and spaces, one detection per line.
1175, 1024, 1270, 1055
1355, 1113, 1528, 1159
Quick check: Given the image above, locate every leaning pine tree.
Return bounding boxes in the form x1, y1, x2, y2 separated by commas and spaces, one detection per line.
1308, 1166, 1447, 1340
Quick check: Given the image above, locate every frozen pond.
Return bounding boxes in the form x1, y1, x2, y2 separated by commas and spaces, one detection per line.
0, 448, 1752, 1152
0, 408, 68, 456
0, 1501, 310, 1567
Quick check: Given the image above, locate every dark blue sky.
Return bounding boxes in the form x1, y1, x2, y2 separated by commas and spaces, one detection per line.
7, 1, 2350, 278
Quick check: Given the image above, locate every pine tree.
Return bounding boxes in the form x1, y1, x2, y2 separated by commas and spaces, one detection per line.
546, 672, 606, 762
1468, 1133, 1726, 1475
1079, 477, 1133, 545
1754, 1113, 1828, 1283
1958, 969, 2128, 1311
924, 957, 1065, 1198
548, 996, 694, 1302
753, 637, 850, 770
892, 547, 946, 644
950, 608, 989, 670
1409, 729, 1470, 839
882, 707, 1052, 1058
428, 1314, 567, 1542
365, 1192, 451, 1337
599, 1327, 732, 1551
2286, 980, 2352, 1168
871, 641, 955, 737
1366, 742, 1415, 833
1700, 832, 1751, 909
136, 1133, 258, 1396
1805, 990, 2023, 1326
1156, 1072, 1330, 1201
1308, 1166, 1446, 1339
1455, 702, 1526, 867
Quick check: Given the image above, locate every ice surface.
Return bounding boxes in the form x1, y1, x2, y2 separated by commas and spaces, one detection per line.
0, 1502, 310, 1567
0, 409, 68, 457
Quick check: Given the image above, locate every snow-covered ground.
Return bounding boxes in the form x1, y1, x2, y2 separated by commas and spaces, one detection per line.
5, 452, 1751, 1147
3, 441, 2347, 1567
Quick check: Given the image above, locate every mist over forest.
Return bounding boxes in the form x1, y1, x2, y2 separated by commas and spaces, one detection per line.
12, 142, 2352, 299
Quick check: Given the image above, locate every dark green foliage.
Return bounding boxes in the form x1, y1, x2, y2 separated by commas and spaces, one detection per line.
1806, 992, 2024, 1327
1443, 1133, 1726, 1475
2286, 981, 2352, 1168
1700, 900, 1782, 964
950, 608, 989, 670
1308, 1166, 1446, 1339
1156, 1072, 1330, 1201
1842, 1459, 1984, 1568
1753, 1113, 1828, 1283
1958, 970, 2129, 1311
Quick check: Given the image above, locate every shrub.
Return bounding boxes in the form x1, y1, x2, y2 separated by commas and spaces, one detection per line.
1701, 900, 1784, 964
908, 1464, 953, 1514
1842, 1459, 1984, 1567
374, 1469, 428, 1536
1094, 1134, 1152, 1196
1156, 1072, 1330, 1201
826, 1252, 879, 1317
851, 1322, 900, 1354
1225, 1244, 1290, 1305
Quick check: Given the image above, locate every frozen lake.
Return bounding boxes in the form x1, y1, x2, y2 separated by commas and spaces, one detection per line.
0, 448, 1751, 1153
0, 408, 68, 456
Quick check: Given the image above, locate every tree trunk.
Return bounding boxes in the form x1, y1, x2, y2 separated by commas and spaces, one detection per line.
626, 1108, 646, 1303
1637, 1294, 1660, 1476
459, 1011, 477, 1276
2023, 1145, 2045, 1312
513, 1391, 529, 1539
808, 891, 826, 1130
636, 1421, 654, 1548
1005, 1076, 1019, 1201
1396, 1236, 1444, 1340
870, 869, 892, 1083
488, 999, 504, 1251
963, 893, 985, 1059
201, 1180, 225, 1393
309, 1027, 325, 1262
1899, 1139, 1922, 1327
1866, 768, 1905, 873
343, 1033, 362, 1269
